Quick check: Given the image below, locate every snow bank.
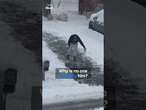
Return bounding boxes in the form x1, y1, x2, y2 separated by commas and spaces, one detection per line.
43, 41, 66, 79
43, 80, 103, 105
51, 0, 78, 14
94, 107, 104, 110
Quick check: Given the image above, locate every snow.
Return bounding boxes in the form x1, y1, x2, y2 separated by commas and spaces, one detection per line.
43, 41, 66, 79
43, 80, 103, 105
43, 12, 104, 66
51, 0, 79, 14
42, 40, 103, 105
43, 0, 104, 106
90, 9, 104, 24
94, 107, 104, 110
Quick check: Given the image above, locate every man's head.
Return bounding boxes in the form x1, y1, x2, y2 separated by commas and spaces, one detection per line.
70, 34, 79, 42
70, 34, 79, 38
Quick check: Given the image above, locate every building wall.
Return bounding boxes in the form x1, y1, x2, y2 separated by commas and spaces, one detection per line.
0, 0, 42, 13
0, 0, 42, 110
105, 0, 146, 91
79, 0, 103, 14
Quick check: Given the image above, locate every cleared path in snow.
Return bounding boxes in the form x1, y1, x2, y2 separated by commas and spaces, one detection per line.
43, 33, 103, 86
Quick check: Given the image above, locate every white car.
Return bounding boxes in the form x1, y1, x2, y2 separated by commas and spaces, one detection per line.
89, 9, 104, 34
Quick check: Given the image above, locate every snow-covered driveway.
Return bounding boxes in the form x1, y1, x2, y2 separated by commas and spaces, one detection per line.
43, 11, 104, 66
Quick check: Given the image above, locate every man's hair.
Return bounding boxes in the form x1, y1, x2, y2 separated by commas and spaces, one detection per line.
70, 34, 79, 38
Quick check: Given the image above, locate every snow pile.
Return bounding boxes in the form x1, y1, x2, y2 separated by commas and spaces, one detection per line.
42, 40, 103, 105
94, 107, 104, 110
90, 9, 104, 24
51, 0, 78, 14
56, 13, 68, 21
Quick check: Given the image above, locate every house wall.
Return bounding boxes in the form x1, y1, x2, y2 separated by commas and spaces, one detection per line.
0, 0, 42, 110
79, 0, 103, 14
0, 0, 42, 13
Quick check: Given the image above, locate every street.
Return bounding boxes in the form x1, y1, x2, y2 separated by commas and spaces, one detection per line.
43, 99, 103, 110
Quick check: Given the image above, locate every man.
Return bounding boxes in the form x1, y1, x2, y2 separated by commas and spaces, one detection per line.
67, 34, 86, 61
